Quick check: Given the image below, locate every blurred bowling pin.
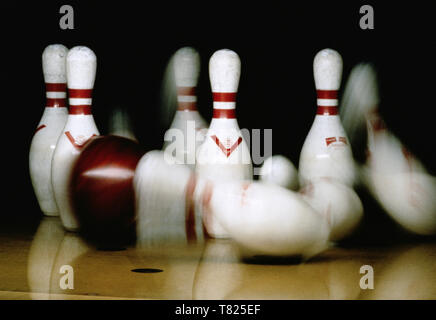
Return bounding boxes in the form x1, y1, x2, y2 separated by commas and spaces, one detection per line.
108, 107, 137, 141
259, 155, 299, 190
196, 49, 253, 238
204, 181, 330, 259
163, 47, 207, 169
52, 46, 100, 231
134, 151, 329, 260
134, 151, 205, 247
341, 63, 436, 235
300, 178, 363, 241
299, 49, 355, 187
29, 44, 68, 215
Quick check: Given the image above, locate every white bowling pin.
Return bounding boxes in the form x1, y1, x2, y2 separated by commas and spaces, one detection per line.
163, 47, 207, 169
196, 49, 252, 238
300, 178, 363, 241
29, 44, 69, 215
52, 46, 99, 231
134, 150, 205, 247
135, 151, 329, 260
299, 49, 355, 187
204, 181, 330, 260
259, 154, 299, 190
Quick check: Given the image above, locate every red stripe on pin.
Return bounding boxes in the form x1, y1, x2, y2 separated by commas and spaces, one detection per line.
178, 102, 197, 111
213, 92, 236, 102
69, 89, 93, 98
316, 106, 338, 115
46, 98, 66, 108
69, 105, 92, 115
46, 83, 66, 92
177, 86, 196, 96
213, 108, 236, 119
317, 90, 338, 99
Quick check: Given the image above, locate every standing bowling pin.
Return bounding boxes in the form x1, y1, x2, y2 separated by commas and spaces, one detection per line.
29, 44, 69, 215
196, 49, 252, 238
52, 46, 99, 231
163, 47, 207, 169
299, 49, 355, 187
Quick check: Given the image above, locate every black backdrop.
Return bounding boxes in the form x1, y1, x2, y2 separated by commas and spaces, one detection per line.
2, 2, 435, 241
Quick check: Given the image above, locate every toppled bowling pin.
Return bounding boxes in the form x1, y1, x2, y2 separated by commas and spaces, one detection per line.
341, 63, 436, 235
204, 181, 330, 259
29, 44, 69, 216
259, 155, 299, 190
340, 63, 380, 147
299, 49, 356, 187
52, 46, 100, 231
300, 178, 363, 241
134, 151, 329, 260
163, 47, 207, 169
196, 49, 253, 238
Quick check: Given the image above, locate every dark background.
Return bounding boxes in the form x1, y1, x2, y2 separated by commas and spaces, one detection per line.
2, 2, 435, 243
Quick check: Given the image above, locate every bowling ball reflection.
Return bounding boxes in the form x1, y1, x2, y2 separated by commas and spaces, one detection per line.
71, 135, 146, 246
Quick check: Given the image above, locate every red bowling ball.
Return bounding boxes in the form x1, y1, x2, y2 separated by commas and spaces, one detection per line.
70, 135, 146, 246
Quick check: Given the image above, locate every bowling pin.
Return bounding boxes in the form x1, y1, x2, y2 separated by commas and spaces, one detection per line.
52, 46, 99, 231
299, 49, 355, 187
204, 181, 330, 259
341, 63, 436, 235
134, 151, 205, 247
135, 151, 329, 260
163, 47, 207, 169
29, 44, 69, 215
196, 49, 252, 238
300, 178, 363, 241
259, 154, 299, 190
108, 107, 137, 141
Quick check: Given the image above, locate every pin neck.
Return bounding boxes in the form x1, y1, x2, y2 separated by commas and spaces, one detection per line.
68, 88, 93, 115
177, 86, 198, 111
316, 89, 338, 115
213, 109, 236, 119
45, 83, 67, 108
212, 91, 236, 118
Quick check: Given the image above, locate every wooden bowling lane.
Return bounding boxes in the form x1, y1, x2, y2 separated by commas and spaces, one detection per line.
1, 217, 436, 299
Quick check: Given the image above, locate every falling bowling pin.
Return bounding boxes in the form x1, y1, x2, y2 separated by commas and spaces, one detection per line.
300, 178, 363, 241
299, 49, 355, 187
203, 181, 330, 259
52, 46, 99, 231
341, 63, 436, 235
163, 47, 207, 169
29, 44, 69, 215
196, 49, 252, 238
135, 151, 328, 260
